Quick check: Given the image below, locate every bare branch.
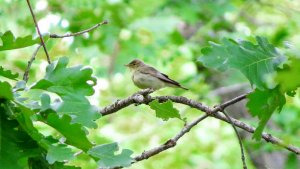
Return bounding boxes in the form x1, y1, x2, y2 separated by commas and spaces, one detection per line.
100, 91, 300, 156
26, 0, 51, 64
110, 115, 209, 169
100, 89, 154, 116
134, 114, 209, 161
23, 44, 42, 82
212, 92, 250, 112
50, 20, 108, 38
221, 110, 247, 169
212, 112, 300, 155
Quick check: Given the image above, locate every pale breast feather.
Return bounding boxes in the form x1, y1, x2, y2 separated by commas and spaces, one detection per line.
132, 70, 165, 90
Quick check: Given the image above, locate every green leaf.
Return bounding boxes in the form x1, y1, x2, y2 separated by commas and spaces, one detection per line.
149, 100, 181, 121
40, 93, 51, 111
0, 31, 49, 51
14, 80, 26, 91
88, 142, 133, 168
47, 113, 93, 151
46, 144, 75, 164
0, 81, 13, 100
276, 58, 300, 96
31, 57, 100, 128
14, 103, 47, 147
0, 66, 18, 80
0, 102, 71, 168
246, 87, 286, 140
54, 94, 99, 128
200, 41, 230, 71
200, 36, 285, 90
0, 108, 42, 169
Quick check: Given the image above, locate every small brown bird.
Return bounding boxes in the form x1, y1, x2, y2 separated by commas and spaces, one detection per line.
125, 59, 188, 90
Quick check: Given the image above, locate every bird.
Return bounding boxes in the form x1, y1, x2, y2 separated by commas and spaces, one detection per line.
125, 59, 188, 90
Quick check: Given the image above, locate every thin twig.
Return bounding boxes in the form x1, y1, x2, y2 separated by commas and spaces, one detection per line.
100, 91, 300, 155
50, 20, 108, 38
134, 114, 209, 161
212, 92, 251, 113
221, 110, 247, 169
110, 115, 209, 169
210, 112, 300, 155
23, 44, 42, 82
26, 0, 51, 64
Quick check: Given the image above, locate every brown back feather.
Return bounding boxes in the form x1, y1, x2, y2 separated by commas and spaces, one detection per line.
138, 65, 188, 90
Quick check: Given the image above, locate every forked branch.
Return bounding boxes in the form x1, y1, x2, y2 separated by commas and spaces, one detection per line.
26, 0, 51, 64
99, 89, 300, 169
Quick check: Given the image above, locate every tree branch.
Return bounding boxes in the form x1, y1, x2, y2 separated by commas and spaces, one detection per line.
100, 90, 300, 156
134, 114, 209, 161
26, 0, 51, 64
50, 20, 108, 38
212, 92, 250, 112
23, 18, 107, 82
23, 44, 42, 82
212, 112, 300, 155
101, 89, 155, 116
110, 114, 209, 169
221, 110, 247, 169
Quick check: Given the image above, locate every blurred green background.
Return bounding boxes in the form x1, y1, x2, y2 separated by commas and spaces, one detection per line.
1, 0, 300, 168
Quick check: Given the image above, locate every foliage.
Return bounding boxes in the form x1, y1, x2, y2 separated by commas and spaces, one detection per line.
88, 142, 133, 168
149, 100, 181, 121
31, 57, 100, 128
0, 31, 48, 51
46, 113, 93, 151
46, 143, 75, 164
246, 87, 286, 140
0, 107, 41, 169
200, 37, 285, 90
199, 36, 295, 139
0, 81, 13, 99
0, 66, 19, 80
0, 58, 131, 168
276, 58, 300, 96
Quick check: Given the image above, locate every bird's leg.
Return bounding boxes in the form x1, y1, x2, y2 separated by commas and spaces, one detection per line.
133, 88, 154, 106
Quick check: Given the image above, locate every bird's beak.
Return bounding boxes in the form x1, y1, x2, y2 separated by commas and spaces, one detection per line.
124, 64, 129, 67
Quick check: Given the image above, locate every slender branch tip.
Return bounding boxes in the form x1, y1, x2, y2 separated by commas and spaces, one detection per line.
50, 20, 109, 38
103, 20, 109, 24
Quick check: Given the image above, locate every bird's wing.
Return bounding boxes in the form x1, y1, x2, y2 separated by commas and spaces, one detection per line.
139, 66, 182, 87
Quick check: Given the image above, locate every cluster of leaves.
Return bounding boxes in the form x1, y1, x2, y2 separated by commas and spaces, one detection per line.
0, 40, 133, 168
199, 36, 300, 140
0, 31, 183, 169
0, 10, 189, 168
